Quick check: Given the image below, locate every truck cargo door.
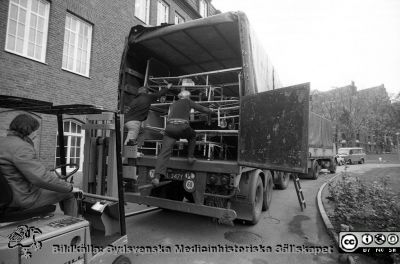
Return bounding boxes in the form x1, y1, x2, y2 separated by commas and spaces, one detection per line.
238, 83, 310, 173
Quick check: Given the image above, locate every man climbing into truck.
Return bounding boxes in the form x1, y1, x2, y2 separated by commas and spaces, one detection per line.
124, 82, 173, 153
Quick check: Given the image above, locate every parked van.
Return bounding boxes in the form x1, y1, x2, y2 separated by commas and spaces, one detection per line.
337, 147, 366, 164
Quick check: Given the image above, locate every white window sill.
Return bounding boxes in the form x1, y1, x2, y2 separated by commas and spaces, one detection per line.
4, 49, 48, 65
61, 68, 91, 79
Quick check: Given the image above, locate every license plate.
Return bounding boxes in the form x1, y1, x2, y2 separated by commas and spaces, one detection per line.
166, 172, 184, 181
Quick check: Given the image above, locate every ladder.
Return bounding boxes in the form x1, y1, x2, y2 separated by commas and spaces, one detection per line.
293, 174, 306, 211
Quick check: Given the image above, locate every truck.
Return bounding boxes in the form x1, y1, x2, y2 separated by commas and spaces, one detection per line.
304, 112, 337, 179
118, 11, 310, 224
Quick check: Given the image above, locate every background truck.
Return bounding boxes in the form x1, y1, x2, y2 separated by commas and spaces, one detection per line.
118, 11, 310, 224
305, 112, 337, 179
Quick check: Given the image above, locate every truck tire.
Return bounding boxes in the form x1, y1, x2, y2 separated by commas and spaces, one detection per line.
248, 175, 263, 225
262, 171, 273, 211
309, 160, 320, 180
359, 158, 364, 164
274, 171, 290, 190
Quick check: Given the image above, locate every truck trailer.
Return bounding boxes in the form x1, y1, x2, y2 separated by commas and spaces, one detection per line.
118, 12, 310, 224
305, 112, 336, 179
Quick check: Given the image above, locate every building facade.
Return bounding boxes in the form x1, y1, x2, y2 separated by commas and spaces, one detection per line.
0, 0, 219, 169
311, 82, 394, 153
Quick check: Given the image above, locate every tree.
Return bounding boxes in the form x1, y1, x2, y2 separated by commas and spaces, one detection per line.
311, 84, 397, 152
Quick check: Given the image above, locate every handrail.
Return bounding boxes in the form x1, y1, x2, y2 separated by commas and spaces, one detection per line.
151, 99, 239, 107
148, 67, 242, 81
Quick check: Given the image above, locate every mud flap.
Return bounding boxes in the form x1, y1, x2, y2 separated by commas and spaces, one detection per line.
230, 169, 264, 221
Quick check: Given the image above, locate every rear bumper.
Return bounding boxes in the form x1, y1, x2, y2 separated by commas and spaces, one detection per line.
136, 156, 240, 174
125, 192, 237, 221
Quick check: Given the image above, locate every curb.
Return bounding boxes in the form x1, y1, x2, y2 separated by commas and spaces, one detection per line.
317, 173, 356, 264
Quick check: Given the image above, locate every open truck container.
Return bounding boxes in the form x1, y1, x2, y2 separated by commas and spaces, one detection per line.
119, 12, 310, 224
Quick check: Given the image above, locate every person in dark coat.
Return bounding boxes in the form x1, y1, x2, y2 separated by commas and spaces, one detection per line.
153, 90, 214, 186
0, 114, 81, 216
124, 83, 172, 148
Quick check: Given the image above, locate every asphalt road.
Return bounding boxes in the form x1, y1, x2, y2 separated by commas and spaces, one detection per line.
120, 169, 343, 264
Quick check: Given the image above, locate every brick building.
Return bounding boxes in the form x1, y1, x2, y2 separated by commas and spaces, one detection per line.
0, 0, 219, 169
311, 82, 393, 153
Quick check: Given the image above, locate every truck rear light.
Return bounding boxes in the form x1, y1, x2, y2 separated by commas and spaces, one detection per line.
185, 172, 196, 180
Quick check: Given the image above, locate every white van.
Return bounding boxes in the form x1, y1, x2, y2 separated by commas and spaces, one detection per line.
337, 147, 366, 164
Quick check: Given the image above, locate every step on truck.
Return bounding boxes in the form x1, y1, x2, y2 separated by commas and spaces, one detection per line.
119, 11, 310, 224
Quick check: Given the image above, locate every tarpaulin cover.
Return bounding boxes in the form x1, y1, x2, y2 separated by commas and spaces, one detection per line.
308, 112, 333, 148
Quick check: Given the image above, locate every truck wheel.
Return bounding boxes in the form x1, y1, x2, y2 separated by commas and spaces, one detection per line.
348, 159, 352, 165
359, 158, 364, 164
248, 176, 263, 225
262, 171, 273, 211
309, 160, 320, 180
274, 171, 290, 190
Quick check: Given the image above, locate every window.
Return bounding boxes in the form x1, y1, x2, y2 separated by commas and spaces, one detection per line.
55, 120, 85, 170
174, 12, 185, 24
5, 0, 50, 62
62, 13, 92, 77
199, 0, 208, 18
135, 0, 150, 24
157, 0, 169, 25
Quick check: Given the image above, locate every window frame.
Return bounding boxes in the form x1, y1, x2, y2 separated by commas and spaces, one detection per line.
157, 0, 170, 25
55, 119, 85, 172
174, 11, 185, 24
62, 12, 93, 77
134, 0, 150, 24
199, 0, 208, 18
5, 0, 50, 63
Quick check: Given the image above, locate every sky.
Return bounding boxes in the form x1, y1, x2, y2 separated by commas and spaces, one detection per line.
211, 0, 400, 95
